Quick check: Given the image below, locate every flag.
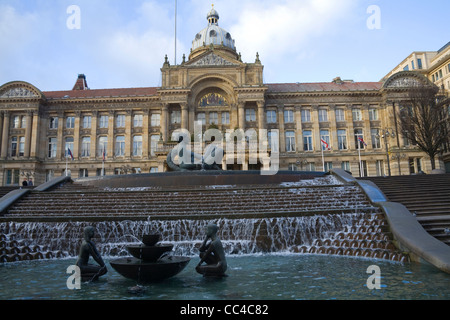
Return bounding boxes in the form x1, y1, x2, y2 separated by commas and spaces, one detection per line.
102, 148, 106, 161
358, 137, 367, 147
68, 148, 74, 160
321, 139, 331, 150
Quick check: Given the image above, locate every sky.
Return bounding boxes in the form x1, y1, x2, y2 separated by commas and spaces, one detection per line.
0, 0, 449, 92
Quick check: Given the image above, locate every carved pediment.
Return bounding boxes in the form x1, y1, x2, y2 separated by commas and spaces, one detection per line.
383, 71, 435, 89
188, 52, 239, 67
0, 81, 43, 100
1, 87, 39, 98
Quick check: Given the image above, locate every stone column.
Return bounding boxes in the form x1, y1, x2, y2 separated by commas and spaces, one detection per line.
277, 105, 285, 153
56, 112, 65, 160
107, 110, 115, 158
362, 104, 372, 149
238, 102, 245, 131
72, 112, 81, 159
230, 104, 238, 129
311, 105, 321, 151
30, 111, 40, 159
142, 109, 149, 159
257, 101, 265, 130
328, 104, 337, 151
125, 109, 132, 158
24, 111, 33, 158
1, 111, 10, 159
0, 112, 4, 158
90, 111, 98, 160
161, 104, 169, 142
345, 105, 355, 151
294, 105, 303, 152
181, 103, 189, 131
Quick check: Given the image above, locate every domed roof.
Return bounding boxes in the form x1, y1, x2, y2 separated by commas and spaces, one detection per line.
191, 5, 236, 53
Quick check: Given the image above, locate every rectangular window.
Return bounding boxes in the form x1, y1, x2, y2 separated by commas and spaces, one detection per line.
49, 117, 58, 129
13, 116, 21, 128
324, 162, 333, 172
417, 58, 423, 69
79, 169, 89, 178
246, 109, 256, 122
305, 163, 315, 172
115, 136, 125, 156
209, 112, 218, 125
337, 129, 347, 150
376, 160, 384, 176
48, 138, 57, 158
133, 135, 143, 156
369, 108, 378, 121
97, 136, 108, 158
354, 129, 366, 149
221, 112, 230, 125
320, 130, 330, 151
151, 114, 161, 127
197, 113, 206, 125
411, 60, 415, 70
11, 137, 18, 157
83, 116, 91, 129
150, 135, 160, 157
318, 109, 328, 122
267, 131, 279, 152
301, 110, 311, 122
288, 163, 297, 171
81, 137, 91, 157
116, 114, 126, 128
352, 109, 362, 121
371, 129, 381, 149
133, 114, 143, 127
66, 116, 75, 129
99, 115, 109, 128
266, 110, 277, 123
303, 130, 313, 151
284, 110, 294, 123
19, 137, 25, 157
171, 111, 181, 124
341, 161, 350, 172
285, 131, 296, 152
335, 109, 345, 122
65, 137, 74, 158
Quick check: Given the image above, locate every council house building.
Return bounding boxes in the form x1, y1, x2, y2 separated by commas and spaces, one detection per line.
0, 6, 448, 186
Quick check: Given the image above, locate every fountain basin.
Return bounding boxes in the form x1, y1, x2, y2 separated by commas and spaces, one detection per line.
110, 256, 191, 283
142, 234, 160, 247
126, 244, 174, 262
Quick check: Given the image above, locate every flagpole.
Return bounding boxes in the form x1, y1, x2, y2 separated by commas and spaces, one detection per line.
321, 144, 325, 172
174, 0, 177, 65
358, 139, 363, 177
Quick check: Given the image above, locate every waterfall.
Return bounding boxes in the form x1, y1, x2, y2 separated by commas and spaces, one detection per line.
0, 212, 374, 258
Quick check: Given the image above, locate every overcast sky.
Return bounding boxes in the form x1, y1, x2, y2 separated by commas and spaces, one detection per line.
0, 0, 448, 92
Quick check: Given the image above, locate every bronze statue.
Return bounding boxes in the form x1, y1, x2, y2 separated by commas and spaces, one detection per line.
196, 224, 227, 277
76, 226, 107, 281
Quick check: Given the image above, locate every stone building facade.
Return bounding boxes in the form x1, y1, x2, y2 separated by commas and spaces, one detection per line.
0, 7, 446, 186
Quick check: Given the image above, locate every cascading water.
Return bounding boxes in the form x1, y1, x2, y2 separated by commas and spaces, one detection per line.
0, 212, 390, 259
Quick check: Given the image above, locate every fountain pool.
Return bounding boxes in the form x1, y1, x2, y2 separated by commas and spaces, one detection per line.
1, 254, 449, 300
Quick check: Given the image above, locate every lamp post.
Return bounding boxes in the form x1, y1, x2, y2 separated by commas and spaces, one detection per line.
377, 129, 394, 176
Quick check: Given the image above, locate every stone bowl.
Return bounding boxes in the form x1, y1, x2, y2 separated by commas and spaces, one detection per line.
110, 256, 191, 283
127, 244, 174, 262
142, 234, 160, 247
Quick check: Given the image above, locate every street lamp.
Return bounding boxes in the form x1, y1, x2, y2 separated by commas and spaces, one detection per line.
377, 129, 395, 176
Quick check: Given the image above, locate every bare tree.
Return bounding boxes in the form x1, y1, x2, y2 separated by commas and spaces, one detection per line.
398, 84, 449, 170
